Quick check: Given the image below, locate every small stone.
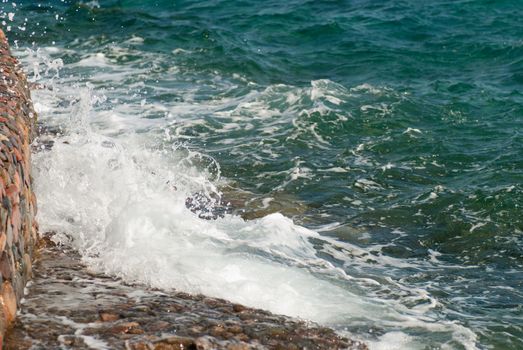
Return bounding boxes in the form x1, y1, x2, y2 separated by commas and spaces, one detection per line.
125, 340, 152, 350
0, 234, 6, 252
1, 281, 16, 323
226, 344, 250, 350
59, 335, 76, 346
238, 313, 252, 321
267, 327, 286, 338
210, 325, 225, 337
99, 312, 120, 322
232, 304, 246, 313
153, 336, 197, 350
127, 327, 145, 335
149, 320, 170, 332
227, 325, 243, 334
5, 225, 12, 248
234, 334, 249, 342
109, 321, 141, 334
0, 252, 11, 280
39, 235, 56, 248
194, 337, 213, 350
22, 253, 31, 279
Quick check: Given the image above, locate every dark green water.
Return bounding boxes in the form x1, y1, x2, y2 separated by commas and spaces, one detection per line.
2, 1, 522, 349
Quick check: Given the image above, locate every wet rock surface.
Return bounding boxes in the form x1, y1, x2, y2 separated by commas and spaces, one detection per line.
0, 28, 38, 346
6, 236, 367, 349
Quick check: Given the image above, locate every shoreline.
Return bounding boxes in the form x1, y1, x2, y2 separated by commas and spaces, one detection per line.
7, 233, 367, 349
0, 29, 367, 349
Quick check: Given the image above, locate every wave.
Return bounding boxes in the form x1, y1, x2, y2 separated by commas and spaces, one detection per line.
20, 44, 484, 349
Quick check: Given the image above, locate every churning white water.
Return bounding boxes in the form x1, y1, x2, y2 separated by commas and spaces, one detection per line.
23, 47, 478, 350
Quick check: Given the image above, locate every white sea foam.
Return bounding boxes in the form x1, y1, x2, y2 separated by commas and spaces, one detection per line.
33, 102, 374, 323
23, 45, 481, 350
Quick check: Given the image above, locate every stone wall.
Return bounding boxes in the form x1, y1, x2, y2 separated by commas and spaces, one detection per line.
0, 29, 38, 348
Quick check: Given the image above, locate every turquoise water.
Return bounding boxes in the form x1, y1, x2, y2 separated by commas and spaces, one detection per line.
2, 1, 523, 349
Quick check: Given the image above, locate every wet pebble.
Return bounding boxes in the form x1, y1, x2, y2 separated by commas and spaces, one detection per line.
5, 238, 367, 350
99, 311, 120, 322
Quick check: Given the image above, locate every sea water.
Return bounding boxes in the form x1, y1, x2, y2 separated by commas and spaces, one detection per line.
2, 1, 522, 349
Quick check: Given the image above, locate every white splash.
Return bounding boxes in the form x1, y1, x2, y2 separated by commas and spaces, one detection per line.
23, 44, 480, 350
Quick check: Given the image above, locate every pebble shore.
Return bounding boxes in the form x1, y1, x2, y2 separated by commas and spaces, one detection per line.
6, 235, 367, 350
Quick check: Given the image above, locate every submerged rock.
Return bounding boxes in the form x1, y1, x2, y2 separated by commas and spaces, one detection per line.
6, 235, 367, 350
185, 191, 231, 220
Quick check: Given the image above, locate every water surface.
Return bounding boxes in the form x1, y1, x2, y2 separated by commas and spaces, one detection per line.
2, 1, 522, 349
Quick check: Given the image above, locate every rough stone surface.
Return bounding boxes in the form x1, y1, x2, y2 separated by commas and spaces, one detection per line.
0, 28, 38, 345
6, 236, 367, 350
